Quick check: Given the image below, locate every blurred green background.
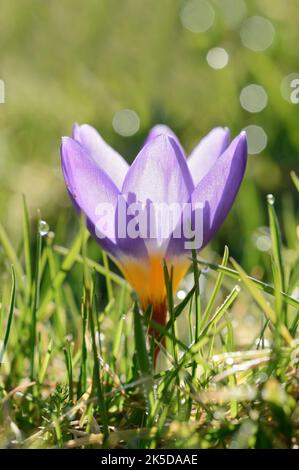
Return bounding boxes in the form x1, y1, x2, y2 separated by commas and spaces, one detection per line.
0, 0, 298, 274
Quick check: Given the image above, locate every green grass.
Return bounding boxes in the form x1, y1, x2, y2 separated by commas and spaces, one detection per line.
0, 186, 298, 449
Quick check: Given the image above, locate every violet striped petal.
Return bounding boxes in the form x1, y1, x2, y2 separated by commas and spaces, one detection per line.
61, 137, 120, 257
144, 124, 185, 156
166, 131, 247, 258
188, 127, 230, 186
73, 123, 129, 190
121, 135, 194, 251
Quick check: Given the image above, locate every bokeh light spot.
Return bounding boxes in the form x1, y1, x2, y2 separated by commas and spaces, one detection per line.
112, 109, 140, 137
217, 0, 247, 28
240, 84, 268, 113
252, 227, 272, 252
206, 47, 229, 69
177, 290, 187, 300
280, 73, 299, 104
181, 0, 215, 33
240, 16, 275, 51
244, 125, 267, 154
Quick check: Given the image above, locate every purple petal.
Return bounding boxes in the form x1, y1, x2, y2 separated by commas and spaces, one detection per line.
123, 134, 193, 204
122, 134, 194, 251
61, 137, 148, 260
166, 132, 247, 258
73, 123, 129, 190
188, 127, 230, 186
144, 124, 185, 156
61, 137, 120, 256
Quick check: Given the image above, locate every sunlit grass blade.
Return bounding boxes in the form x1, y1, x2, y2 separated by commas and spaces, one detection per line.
88, 283, 109, 439
77, 291, 88, 399
46, 234, 66, 341
290, 170, 299, 191
38, 225, 87, 318
191, 249, 201, 341
102, 251, 113, 302
196, 259, 299, 310
64, 339, 74, 402
112, 284, 126, 363
38, 338, 53, 385
267, 193, 285, 293
230, 258, 293, 345
133, 302, 151, 376
133, 302, 154, 419
287, 257, 299, 296
201, 285, 240, 337
163, 262, 178, 364
22, 195, 32, 302
0, 266, 16, 364
201, 245, 229, 329
0, 223, 24, 294
30, 213, 42, 380
53, 245, 128, 288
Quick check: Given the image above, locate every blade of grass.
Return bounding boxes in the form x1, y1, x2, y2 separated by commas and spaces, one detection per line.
201, 245, 229, 329
30, 213, 42, 380
88, 282, 109, 439
290, 170, 299, 191
163, 262, 178, 364
196, 259, 299, 310
53, 245, 128, 288
267, 194, 286, 325
0, 223, 24, 294
133, 302, 154, 417
64, 339, 74, 402
230, 258, 293, 345
38, 338, 53, 385
201, 285, 240, 337
267, 194, 285, 292
0, 266, 16, 364
22, 195, 32, 303
38, 226, 87, 318
102, 251, 113, 302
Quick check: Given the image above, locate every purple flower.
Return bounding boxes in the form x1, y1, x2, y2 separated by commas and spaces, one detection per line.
61, 123, 247, 342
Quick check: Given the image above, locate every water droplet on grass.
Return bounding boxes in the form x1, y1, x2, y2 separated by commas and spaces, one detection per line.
267, 194, 275, 205
177, 289, 187, 300
226, 358, 234, 365
39, 220, 49, 236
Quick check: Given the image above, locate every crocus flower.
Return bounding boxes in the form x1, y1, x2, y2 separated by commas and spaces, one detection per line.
61, 124, 247, 357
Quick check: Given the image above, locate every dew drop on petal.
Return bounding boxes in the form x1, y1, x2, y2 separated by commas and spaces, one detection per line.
39, 220, 49, 237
